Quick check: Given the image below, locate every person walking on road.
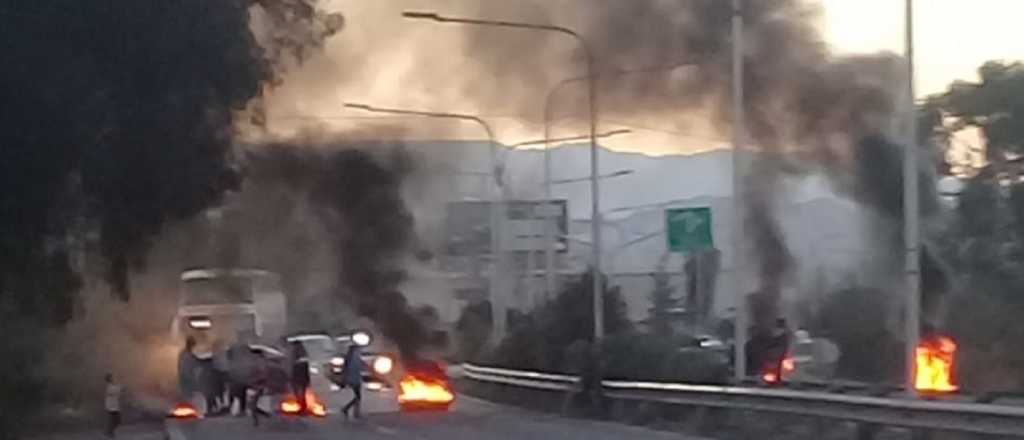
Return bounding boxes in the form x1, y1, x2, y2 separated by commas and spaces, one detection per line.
289, 341, 311, 414
104, 373, 123, 438
248, 347, 271, 426
211, 340, 230, 415
340, 332, 370, 420
177, 336, 199, 404
226, 339, 250, 416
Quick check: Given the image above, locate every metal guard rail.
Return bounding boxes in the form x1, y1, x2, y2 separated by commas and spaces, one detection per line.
461, 363, 577, 391
461, 363, 1024, 436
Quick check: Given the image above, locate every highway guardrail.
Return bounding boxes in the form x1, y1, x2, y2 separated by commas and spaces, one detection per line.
461, 363, 1024, 437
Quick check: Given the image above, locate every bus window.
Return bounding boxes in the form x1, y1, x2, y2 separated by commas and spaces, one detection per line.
182, 276, 253, 305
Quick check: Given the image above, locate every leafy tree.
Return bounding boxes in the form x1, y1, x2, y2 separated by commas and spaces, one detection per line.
921, 60, 1024, 390
0, 2, 339, 436
487, 269, 632, 371
924, 61, 1024, 177
683, 248, 721, 326
645, 270, 676, 338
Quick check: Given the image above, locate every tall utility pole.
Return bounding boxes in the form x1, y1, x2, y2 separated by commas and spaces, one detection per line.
343, 103, 507, 342
401, 11, 604, 342
903, 0, 921, 397
731, 0, 748, 381
542, 62, 693, 303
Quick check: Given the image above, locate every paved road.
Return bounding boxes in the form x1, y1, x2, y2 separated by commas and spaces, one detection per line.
167, 386, 709, 440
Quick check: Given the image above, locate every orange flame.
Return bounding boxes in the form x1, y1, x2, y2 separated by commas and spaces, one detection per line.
915, 335, 958, 393
398, 376, 454, 404
306, 389, 327, 417
279, 390, 327, 417
762, 354, 794, 384
170, 403, 200, 419
280, 397, 302, 414
782, 356, 795, 374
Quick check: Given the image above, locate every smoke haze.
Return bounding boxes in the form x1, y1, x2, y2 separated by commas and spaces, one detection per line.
256, 0, 949, 328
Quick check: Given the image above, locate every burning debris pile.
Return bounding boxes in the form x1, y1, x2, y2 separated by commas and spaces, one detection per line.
916, 334, 958, 392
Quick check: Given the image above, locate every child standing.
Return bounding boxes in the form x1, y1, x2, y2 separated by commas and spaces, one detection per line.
104, 373, 123, 438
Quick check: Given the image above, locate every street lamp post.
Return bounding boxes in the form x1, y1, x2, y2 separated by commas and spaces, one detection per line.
344, 102, 509, 342
547, 169, 634, 185
542, 62, 695, 302
510, 129, 630, 149
903, 0, 921, 397
402, 11, 605, 342
731, 0, 748, 381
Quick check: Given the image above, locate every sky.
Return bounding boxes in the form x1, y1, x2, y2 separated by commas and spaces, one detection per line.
263, 0, 1023, 156
821, 0, 1024, 97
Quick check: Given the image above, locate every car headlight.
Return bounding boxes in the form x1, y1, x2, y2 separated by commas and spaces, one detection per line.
330, 356, 345, 367
309, 366, 320, 375
352, 331, 372, 347
373, 356, 394, 375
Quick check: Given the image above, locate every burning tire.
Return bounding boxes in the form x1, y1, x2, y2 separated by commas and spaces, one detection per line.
397, 360, 455, 412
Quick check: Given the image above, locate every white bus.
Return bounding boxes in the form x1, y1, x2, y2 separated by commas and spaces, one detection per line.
171, 268, 287, 353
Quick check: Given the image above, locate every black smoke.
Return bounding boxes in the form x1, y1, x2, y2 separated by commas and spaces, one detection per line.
855, 136, 948, 320
422, 0, 942, 325
245, 142, 432, 358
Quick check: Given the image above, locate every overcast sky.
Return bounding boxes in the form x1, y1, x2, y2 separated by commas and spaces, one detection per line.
265, 0, 1022, 155
821, 0, 1023, 96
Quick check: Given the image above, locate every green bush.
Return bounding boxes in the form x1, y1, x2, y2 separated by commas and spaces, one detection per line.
814, 286, 902, 383
600, 332, 729, 383
477, 269, 731, 384
483, 269, 632, 373
454, 301, 492, 363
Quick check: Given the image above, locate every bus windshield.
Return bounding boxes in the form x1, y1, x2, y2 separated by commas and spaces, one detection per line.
181, 276, 254, 305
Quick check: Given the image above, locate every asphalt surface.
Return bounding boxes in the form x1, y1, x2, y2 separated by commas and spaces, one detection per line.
167, 383, 710, 440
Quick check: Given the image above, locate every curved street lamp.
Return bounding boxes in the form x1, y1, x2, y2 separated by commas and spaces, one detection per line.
402, 11, 607, 342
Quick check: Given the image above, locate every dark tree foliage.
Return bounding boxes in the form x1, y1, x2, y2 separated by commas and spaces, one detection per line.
921, 60, 1024, 390
683, 248, 721, 324
646, 270, 676, 338
924, 61, 1024, 175
0, 0, 340, 304
815, 286, 901, 383
0, 2, 339, 436
455, 301, 493, 362
487, 269, 632, 371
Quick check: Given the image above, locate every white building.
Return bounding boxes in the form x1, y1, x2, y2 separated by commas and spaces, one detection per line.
402, 141, 876, 326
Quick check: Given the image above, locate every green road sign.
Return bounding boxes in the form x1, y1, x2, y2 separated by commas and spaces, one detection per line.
666, 207, 713, 252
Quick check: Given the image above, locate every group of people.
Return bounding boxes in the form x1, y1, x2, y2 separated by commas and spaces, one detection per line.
176, 333, 367, 420
177, 335, 269, 417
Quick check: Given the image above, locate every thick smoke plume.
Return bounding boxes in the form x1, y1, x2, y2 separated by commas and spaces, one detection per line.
245, 139, 433, 357
444, 0, 947, 327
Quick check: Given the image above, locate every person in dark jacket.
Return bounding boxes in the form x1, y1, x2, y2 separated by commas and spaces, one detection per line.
290, 341, 311, 413
340, 335, 369, 420
177, 336, 199, 402
226, 340, 249, 416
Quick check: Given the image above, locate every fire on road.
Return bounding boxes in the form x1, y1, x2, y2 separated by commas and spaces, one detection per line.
165, 394, 703, 440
